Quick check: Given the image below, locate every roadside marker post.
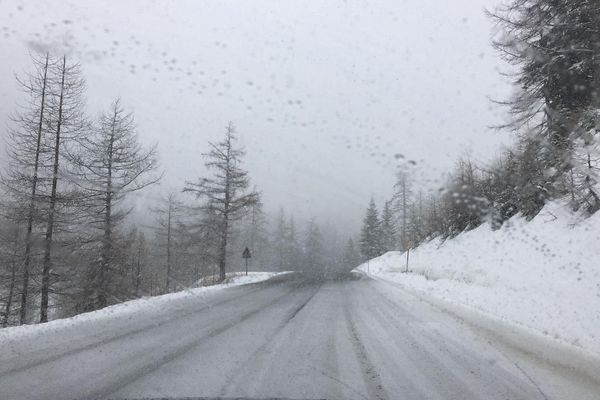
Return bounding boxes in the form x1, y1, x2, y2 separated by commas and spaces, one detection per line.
242, 247, 252, 276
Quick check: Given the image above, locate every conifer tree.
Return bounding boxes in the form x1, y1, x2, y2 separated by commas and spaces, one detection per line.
380, 200, 397, 252
360, 198, 383, 261
343, 237, 361, 268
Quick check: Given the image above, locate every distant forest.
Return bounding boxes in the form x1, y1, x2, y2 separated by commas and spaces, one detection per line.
0, 53, 351, 327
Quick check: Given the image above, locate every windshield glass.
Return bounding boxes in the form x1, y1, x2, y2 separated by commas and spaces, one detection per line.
1, 1, 599, 399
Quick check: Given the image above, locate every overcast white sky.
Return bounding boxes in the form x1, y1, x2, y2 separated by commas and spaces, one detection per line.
0, 0, 512, 232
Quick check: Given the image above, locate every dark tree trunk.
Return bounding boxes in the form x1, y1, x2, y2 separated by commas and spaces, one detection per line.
218, 137, 232, 283
218, 217, 228, 283
2, 260, 17, 327
98, 109, 116, 309
166, 201, 172, 292
40, 56, 66, 323
20, 53, 50, 325
135, 246, 142, 296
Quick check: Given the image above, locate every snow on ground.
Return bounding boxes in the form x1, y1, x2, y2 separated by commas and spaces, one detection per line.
0, 271, 285, 353
197, 271, 285, 287
357, 202, 600, 357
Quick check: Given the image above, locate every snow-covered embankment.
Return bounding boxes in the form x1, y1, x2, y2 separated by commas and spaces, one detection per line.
0, 272, 284, 365
357, 203, 600, 362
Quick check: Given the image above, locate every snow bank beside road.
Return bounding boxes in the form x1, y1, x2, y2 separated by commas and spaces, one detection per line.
0, 272, 285, 362
357, 203, 600, 356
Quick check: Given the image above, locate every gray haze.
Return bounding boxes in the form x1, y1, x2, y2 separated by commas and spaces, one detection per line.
0, 0, 511, 232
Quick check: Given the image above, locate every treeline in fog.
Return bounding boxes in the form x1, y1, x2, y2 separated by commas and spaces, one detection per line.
0, 53, 347, 327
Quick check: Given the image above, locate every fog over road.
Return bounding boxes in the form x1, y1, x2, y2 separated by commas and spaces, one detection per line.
1, 273, 598, 400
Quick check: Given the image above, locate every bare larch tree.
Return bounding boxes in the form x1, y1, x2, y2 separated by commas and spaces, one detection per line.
152, 192, 183, 292
0, 52, 55, 324
70, 99, 160, 309
39, 56, 86, 322
184, 122, 259, 282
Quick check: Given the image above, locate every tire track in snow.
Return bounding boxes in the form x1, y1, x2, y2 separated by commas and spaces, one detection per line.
95, 281, 306, 399
343, 299, 389, 400
218, 282, 322, 397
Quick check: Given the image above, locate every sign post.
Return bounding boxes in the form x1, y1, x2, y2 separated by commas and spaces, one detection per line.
242, 247, 252, 276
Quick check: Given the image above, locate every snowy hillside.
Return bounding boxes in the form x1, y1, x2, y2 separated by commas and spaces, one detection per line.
357, 202, 600, 356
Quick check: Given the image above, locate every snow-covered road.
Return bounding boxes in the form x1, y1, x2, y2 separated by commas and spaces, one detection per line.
1, 273, 599, 400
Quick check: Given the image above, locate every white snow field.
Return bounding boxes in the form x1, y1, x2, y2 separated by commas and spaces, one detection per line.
357, 202, 600, 364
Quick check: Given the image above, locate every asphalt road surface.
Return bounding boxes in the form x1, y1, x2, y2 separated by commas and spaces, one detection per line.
1, 272, 598, 400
